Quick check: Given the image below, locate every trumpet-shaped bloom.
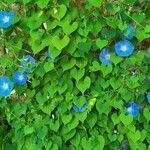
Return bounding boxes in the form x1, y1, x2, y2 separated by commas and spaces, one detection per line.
20, 55, 36, 74
72, 102, 87, 113
0, 76, 14, 97
0, 11, 15, 28
126, 102, 140, 117
13, 70, 28, 85
115, 40, 134, 57
99, 48, 112, 65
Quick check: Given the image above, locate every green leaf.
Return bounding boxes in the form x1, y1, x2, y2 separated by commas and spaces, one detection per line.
143, 108, 150, 121
67, 117, 79, 131
111, 113, 120, 125
111, 54, 123, 65
51, 5, 67, 20
36, 92, 47, 105
81, 137, 92, 150
110, 78, 122, 90
61, 57, 76, 71
70, 68, 85, 81
70, 133, 80, 148
99, 64, 113, 77
23, 0, 31, 4
120, 88, 133, 101
49, 120, 60, 132
89, 61, 101, 72
73, 96, 87, 108
76, 76, 91, 94
48, 46, 61, 59
96, 39, 108, 49
86, 113, 97, 128
44, 61, 54, 72
96, 101, 110, 115
62, 22, 78, 35
30, 30, 44, 42
37, 126, 48, 140
88, 0, 102, 7
52, 35, 70, 50
24, 125, 35, 135
62, 114, 72, 125
94, 135, 105, 150
43, 141, 52, 150
26, 13, 44, 30
36, 0, 50, 9
75, 42, 92, 57
63, 129, 76, 142
120, 113, 133, 126
127, 130, 141, 143
125, 0, 137, 5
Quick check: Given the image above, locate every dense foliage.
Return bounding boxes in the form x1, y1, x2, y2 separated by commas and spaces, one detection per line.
0, 0, 150, 150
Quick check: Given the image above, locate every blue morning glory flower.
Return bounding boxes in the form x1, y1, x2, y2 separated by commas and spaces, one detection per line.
146, 92, 150, 103
124, 25, 135, 40
45, 51, 59, 62
0, 76, 14, 97
72, 102, 87, 113
0, 11, 15, 28
20, 55, 36, 74
99, 48, 112, 65
115, 40, 134, 57
13, 70, 28, 86
126, 102, 140, 117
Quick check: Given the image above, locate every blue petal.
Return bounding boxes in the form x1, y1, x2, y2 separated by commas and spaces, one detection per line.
72, 102, 87, 113
99, 48, 112, 65
13, 70, 27, 86
0, 11, 15, 28
115, 40, 134, 57
0, 76, 14, 97
126, 102, 140, 117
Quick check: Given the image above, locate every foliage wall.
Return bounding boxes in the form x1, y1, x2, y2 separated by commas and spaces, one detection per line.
0, 0, 150, 150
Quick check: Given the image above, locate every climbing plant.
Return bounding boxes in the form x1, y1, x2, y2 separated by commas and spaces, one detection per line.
0, 0, 150, 150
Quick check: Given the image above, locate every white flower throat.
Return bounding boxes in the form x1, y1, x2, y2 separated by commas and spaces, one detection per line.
127, 106, 132, 113
2, 82, 9, 90
2, 16, 10, 23
105, 54, 110, 60
18, 75, 24, 81
121, 45, 127, 52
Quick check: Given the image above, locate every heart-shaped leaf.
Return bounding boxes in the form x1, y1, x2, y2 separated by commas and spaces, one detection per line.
44, 61, 54, 72
36, 0, 50, 9
81, 137, 92, 150
99, 64, 113, 77
61, 57, 76, 71
51, 4, 67, 20
96, 39, 108, 49
62, 22, 78, 35
70, 68, 85, 81
127, 130, 141, 143
88, 0, 102, 7
73, 96, 87, 108
52, 35, 70, 50
62, 114, 72, 125
76, 76, 91, 94
120, 113, 133, 126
